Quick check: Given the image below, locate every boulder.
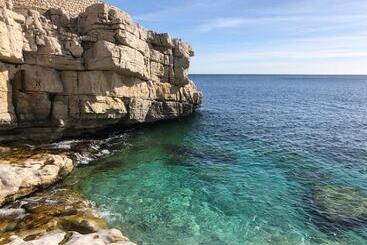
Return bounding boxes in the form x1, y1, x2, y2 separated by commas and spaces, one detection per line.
148, 32, 173, 48
78, 3, 132, 35
0, 152, 74, 206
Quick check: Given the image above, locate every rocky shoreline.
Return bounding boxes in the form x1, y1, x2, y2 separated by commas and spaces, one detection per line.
0, 1, 202, 244
0, 139, 138, 244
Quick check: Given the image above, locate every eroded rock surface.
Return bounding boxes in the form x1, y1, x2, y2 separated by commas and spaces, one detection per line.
0, 188, 135, 244
0, 146, 74, 206
0, 3, 202, 143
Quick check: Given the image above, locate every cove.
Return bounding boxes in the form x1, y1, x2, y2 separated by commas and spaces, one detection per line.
65, 75, 367, 245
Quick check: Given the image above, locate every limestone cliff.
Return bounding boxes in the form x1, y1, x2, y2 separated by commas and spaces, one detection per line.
0, 3, 202, 143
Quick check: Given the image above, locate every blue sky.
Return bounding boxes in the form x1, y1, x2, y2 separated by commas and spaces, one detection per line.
107, 0, 367, 74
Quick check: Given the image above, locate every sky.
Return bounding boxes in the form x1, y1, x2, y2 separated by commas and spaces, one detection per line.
107, 0, 367, 74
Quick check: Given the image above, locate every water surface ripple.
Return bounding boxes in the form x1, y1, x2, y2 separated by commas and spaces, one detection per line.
65, 75, 367, 244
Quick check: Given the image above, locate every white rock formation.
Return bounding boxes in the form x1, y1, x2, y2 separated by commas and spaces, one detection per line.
0, 3, 202, 142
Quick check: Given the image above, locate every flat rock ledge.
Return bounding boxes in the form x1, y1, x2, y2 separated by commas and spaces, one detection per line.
0, 188, 136, 244
0, 146, 74, 207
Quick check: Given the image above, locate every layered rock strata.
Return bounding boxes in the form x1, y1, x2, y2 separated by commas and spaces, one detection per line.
0, 3, 202, 143
0, 3, 201, 243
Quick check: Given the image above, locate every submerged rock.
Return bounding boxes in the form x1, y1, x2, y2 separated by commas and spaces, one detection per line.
164, 144, 237, 166
306, 184, 367, 230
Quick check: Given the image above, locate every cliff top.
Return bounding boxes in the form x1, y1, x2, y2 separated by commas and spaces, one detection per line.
1, 0, 102, 16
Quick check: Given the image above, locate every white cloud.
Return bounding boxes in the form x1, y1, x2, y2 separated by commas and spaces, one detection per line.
190, 59, 367, 75
195, 18, 249, 32
190, 33, 367, 74
198, 50, 367, 61
195, 13, 367, 32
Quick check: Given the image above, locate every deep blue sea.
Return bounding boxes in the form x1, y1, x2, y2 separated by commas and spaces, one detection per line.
65, 75, 367, 244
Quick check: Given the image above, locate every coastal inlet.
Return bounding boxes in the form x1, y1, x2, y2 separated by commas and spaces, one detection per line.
61, 75, 367, 244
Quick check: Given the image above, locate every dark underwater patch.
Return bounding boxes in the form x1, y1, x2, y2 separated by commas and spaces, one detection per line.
303, 184, 367, 234
163, 144, 237, 166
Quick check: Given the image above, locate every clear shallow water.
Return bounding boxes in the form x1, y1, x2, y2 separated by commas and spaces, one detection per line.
65, 75, 367, 244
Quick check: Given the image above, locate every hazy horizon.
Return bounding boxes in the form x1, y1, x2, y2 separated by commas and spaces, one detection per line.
107, 0, 367, 75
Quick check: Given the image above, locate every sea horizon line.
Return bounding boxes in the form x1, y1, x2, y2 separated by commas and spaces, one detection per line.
190, 73, 367, 76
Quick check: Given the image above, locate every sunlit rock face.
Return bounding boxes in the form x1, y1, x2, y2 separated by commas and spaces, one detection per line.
0, 188, 135, 244
0, 146, 75, 206
0, 3, 202, 143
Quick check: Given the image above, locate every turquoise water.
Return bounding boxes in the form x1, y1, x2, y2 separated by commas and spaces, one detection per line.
65, 75, 367, 244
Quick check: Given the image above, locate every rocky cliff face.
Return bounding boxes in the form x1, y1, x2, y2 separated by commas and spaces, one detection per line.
0, 3, 202, 143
